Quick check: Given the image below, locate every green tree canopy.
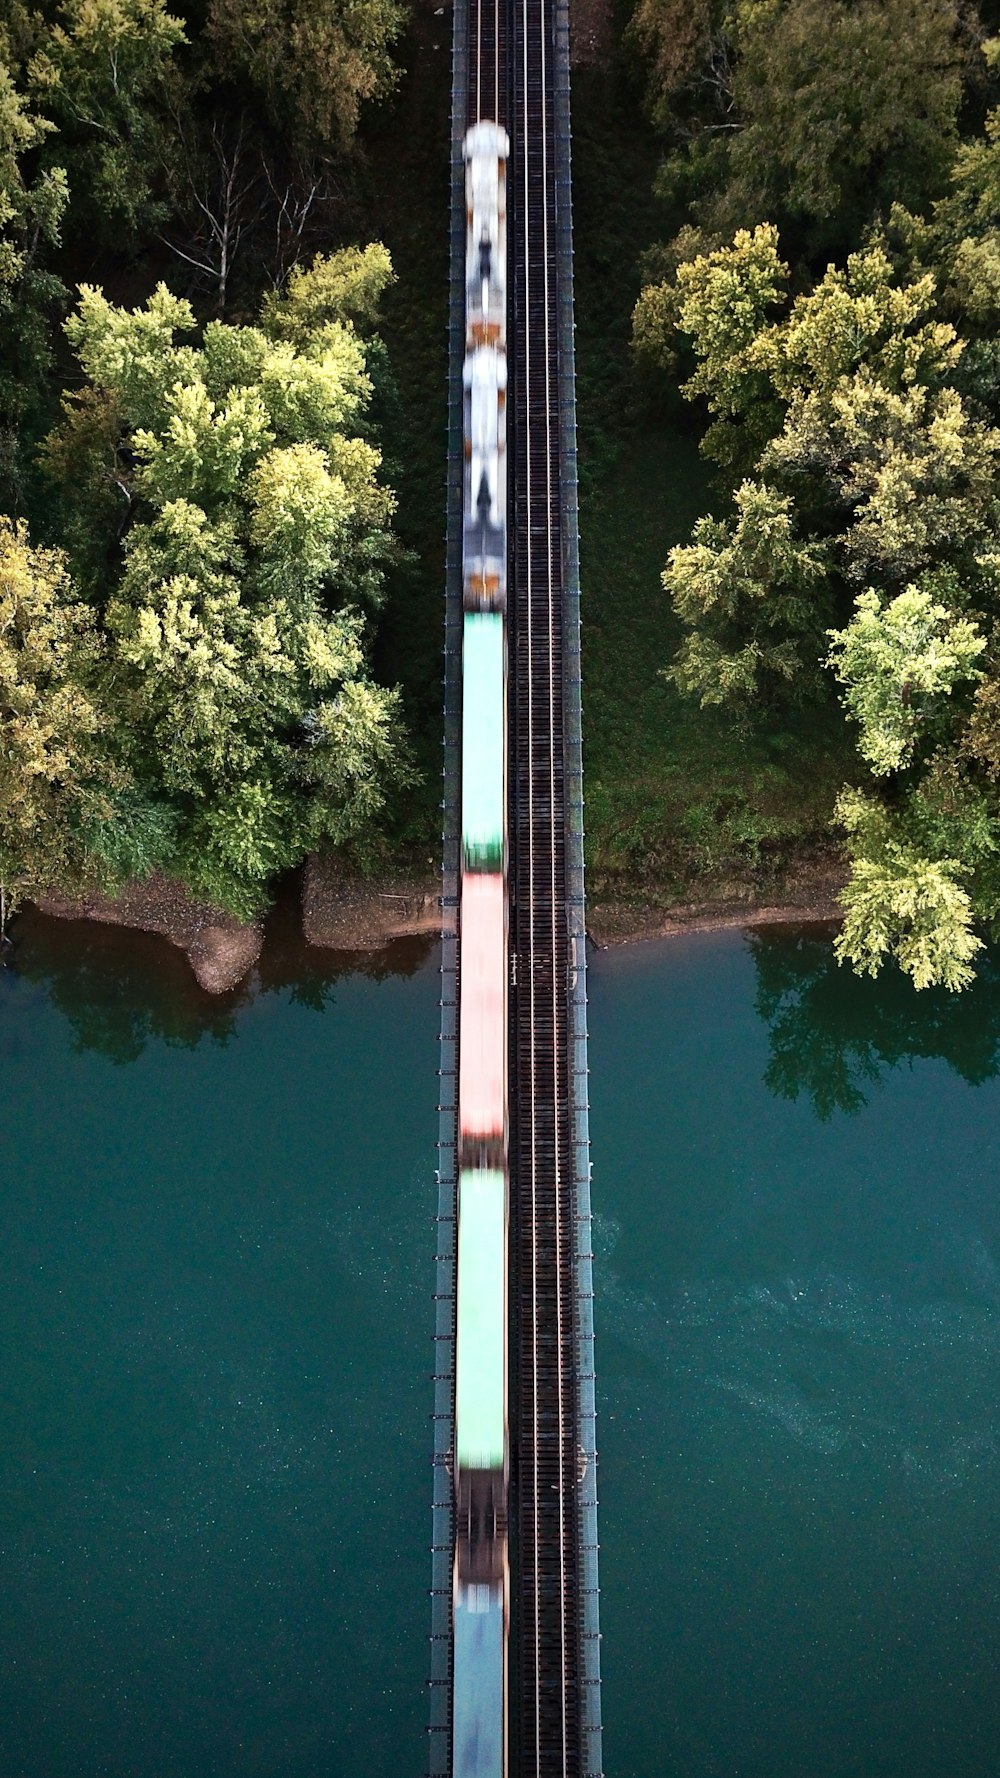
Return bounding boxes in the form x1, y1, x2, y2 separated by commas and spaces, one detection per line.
663, 478, 829, 707
204, 0, 405, 151
0, 54, 67, 499
636, 137, 1000, 986
33, 248, 411, 917
0, 516, 112, 923
634, 0, 972, 266
27, 0, 186, 246
827, 584, 986, 775
833, 787, 985, 991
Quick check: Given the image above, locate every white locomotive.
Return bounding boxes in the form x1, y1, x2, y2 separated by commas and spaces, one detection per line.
462, 122, 509, 613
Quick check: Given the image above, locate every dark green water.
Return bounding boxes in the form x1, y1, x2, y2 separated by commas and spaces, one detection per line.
2, 914, 998, 1777
0, 911, 439, 1778
588, 930, 1000, 1778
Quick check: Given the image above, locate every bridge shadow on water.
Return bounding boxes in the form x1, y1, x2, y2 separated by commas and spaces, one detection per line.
748, 924, 1000, 1120
2, 875, 436, 1066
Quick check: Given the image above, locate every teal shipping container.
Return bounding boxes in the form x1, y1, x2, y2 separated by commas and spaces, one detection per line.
455, 1167, 506, 1471
452, 1588, 504, 1778
462, 613, 505, 871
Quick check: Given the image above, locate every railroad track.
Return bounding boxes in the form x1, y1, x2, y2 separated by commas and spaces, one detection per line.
432, 1, 601, 1772
507, 0, 581, 1768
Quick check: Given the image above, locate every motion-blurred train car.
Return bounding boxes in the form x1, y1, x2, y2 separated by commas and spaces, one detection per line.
458, 872, 506, 1164
452, 116, 510, 1778
464, 120, 508, 344
462, 121, 508, 613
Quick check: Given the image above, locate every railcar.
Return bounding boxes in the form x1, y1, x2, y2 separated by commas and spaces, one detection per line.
453, 113, 510, 1778
462, 612, 505, 872
462, 121, 508, 613
464, 121, 509, 346
454, 1163, 507, 1585
457, 871, 506, 1163
462, 345, 507, 612
452, 1586, 505, 1778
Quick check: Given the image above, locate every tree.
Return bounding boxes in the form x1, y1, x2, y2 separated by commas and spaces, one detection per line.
637, 194, 1000, 987
0, 516, 110, 928
0, 57, 67, 501
833, 787, 984, 991
827, 583, 986, 774
27, 0, 187, 248
261, 241, 394, 341
41, 251, 411, 916
724, 0, 968, 245
627, 0, 724, 129
204, 0, 405, 152
635, 0, 972, 267
663, 478, 829, 707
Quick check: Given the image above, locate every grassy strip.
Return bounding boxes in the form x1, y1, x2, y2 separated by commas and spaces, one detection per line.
355, 11, 454, 858
571, 47, 852, 916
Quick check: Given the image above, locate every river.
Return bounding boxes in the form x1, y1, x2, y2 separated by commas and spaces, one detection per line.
1, 913, 997, 1776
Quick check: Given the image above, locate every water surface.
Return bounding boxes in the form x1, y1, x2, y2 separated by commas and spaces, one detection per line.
2, 914, 998, 1777
589, 929, 1000, 1778
1, 911, 438, 1778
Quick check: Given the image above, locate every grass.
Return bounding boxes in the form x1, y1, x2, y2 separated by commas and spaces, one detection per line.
570, 46, 853, 912
354, 12, 454, 858
580, 428, 850, 907
352, 17, 854, 902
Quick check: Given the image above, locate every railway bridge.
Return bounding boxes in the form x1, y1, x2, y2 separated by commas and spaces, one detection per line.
430, 0, 601, 1773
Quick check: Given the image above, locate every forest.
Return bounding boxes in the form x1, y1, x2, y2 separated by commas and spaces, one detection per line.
0, 0, 414, 927
628, 0, 1000, 990
4, 0, 1000, 990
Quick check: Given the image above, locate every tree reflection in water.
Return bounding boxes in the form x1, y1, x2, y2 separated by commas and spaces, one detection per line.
749, 924, 1000, 1119
5, 883, 435, 1067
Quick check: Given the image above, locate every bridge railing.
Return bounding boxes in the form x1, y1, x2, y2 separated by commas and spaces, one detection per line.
427, 0, 471, 1768
552, 1, 603, 1770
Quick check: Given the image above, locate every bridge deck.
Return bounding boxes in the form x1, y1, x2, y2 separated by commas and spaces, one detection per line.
431, 2, 601, 1771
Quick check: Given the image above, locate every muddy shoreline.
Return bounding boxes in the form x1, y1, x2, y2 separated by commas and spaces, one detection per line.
23, 856, 847, 993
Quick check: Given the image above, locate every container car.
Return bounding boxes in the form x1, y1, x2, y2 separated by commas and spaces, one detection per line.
458, 872, 506, 1155
452, 1584, 505, 1778
462, 613, 505, 871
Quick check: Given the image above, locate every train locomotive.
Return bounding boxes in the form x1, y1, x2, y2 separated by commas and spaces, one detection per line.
452, 117, 510, 1778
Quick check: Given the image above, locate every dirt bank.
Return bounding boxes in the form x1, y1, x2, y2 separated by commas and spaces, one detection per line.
36, 875, 265, 994
31, 855, 847, 987
586, 862, 848, 946
302, 853, 443, 950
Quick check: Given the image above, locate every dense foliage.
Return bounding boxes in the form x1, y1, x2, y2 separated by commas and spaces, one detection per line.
633, 5, 1000, 989
0, 0, 412, 928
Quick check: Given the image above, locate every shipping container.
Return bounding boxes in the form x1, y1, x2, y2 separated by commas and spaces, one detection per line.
455, 1166, 506, 1470
459, 872, 506, 1142
452, 1584, 505, 1778
462, 612, 505, 871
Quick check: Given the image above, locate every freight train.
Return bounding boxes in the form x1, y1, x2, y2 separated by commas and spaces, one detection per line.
452, 117, 510, 1778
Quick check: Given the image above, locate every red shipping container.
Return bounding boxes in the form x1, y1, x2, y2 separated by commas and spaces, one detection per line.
459, 873, 506, 1142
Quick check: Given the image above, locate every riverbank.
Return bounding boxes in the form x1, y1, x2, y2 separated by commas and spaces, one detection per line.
17, 854, 846, 997
587, 881, 845, 946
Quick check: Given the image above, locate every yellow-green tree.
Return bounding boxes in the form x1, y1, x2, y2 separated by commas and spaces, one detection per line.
42, 249, 411, 917
0, 517, 110, 927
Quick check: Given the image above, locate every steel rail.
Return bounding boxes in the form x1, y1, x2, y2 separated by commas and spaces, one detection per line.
435, 0, 601, 1770
508, 0, 583, 1765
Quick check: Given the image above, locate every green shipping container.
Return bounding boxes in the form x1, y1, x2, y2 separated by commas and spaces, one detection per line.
455, 1167, 506, 1471
462, 613, 505, 871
